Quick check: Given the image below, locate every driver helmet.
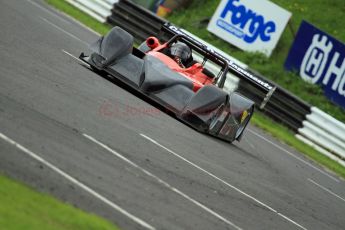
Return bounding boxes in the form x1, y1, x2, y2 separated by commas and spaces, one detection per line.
169, 42, 192, 66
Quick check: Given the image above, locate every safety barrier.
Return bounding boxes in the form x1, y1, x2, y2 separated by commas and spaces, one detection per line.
108, 0, 167, 42
296, 107, 345, 167
66, 0, 117, 23
237, 73, 311, 132
65, 0, 345, 166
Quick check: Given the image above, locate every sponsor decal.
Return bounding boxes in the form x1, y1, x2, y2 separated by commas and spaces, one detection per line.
240, 110, 249, 123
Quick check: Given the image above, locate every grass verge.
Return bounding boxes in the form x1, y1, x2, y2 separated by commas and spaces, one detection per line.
44, 0, 345, 179
0, 174, 120, 230
251, 113, 345, 179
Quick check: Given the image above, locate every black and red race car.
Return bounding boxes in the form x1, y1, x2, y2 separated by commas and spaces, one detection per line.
79, 24, 274, 142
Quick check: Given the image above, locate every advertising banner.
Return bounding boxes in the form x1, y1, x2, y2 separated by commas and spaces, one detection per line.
207, 0, 291, 56
285, 21, 345, 109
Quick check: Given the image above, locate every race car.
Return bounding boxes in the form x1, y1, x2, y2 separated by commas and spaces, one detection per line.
79, 24, 274, 142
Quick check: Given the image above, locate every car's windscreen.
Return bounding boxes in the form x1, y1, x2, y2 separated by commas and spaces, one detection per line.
191, 50, 239, 92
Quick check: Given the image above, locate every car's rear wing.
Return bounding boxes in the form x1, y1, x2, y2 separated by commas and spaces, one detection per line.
160, 23, 276, 109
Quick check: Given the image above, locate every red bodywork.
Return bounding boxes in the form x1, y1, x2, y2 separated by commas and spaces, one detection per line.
144, 37, 214, 92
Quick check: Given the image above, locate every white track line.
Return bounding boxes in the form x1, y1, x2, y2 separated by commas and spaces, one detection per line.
27, 0, 99, 36
31, 0, 338, 185
308, 178, 345, 203
83, 133, 242, 230
62, 49, 90, 68
140, 133, 308, 230
248, 129, 340, 183
40, 16, 88, 46
27, 0, 71, 25
54, 8, 101, 36
0, 132, 155, 230
243, 136, 255, 150
38, 0, 338, 185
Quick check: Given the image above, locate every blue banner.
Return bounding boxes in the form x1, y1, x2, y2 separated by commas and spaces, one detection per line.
285, 21, 345, 109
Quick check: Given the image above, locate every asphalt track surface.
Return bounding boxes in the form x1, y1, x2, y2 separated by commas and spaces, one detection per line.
1, 1, 345, 229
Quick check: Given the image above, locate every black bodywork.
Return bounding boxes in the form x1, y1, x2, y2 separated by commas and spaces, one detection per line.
79, 25, 274, 142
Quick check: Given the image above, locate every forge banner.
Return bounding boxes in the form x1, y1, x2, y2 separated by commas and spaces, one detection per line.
207, 0, 291, 57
